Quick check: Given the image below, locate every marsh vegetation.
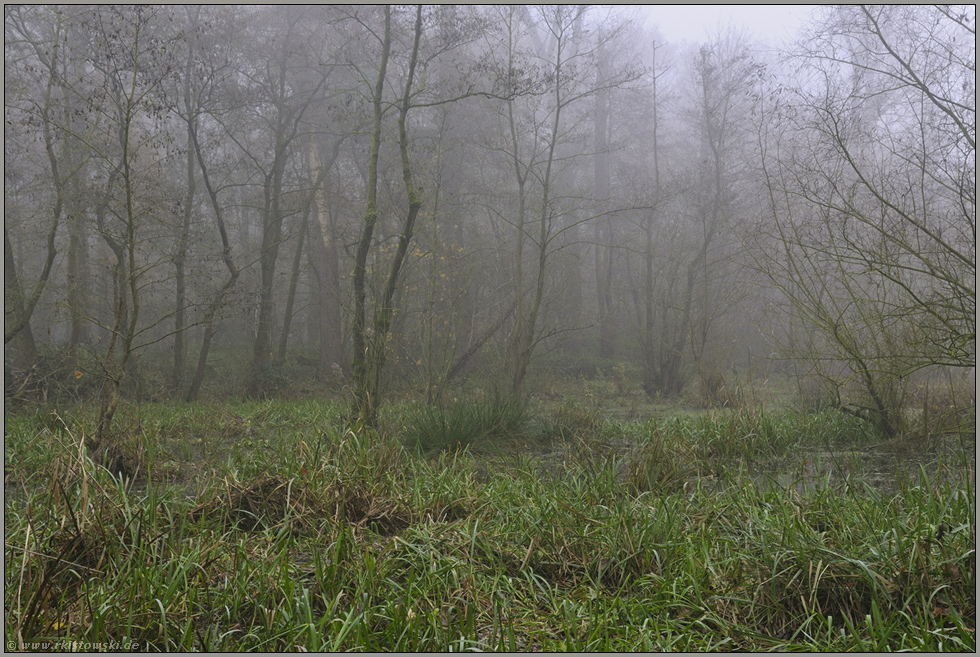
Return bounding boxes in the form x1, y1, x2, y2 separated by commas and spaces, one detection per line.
5, 372, 975, 652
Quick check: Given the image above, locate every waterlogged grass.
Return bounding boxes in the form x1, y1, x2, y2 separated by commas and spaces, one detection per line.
396, 397, 529, 454
4, 400, 975, 651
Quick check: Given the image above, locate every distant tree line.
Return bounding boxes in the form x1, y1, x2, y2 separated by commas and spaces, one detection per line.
4, 5, 974, 441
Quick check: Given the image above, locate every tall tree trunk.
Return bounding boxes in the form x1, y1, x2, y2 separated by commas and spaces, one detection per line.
510, 60, 563, 398
4, 24, 65, 348
351, 5, 426, 428
245, 36, 327, 397
97, 71, 143, 446
351, 6, 393, 428
172, 68, 196, 392
184, 109, 241, 403
248, 155, 287, 396
66, 204, 89, 357
277, 205, 309, 362
64, 41, 90, 359
642, 42, 664, 397
276, 136, 345, 365
594, 39, 615, 360
96, 254, 127, 446
365, 6, 424, 426
309, 192, 343, 373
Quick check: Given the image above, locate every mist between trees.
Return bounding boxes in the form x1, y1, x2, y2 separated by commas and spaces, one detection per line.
4, 5, 975, 442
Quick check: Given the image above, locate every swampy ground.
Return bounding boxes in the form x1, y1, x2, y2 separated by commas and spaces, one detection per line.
4, 374, 975, 651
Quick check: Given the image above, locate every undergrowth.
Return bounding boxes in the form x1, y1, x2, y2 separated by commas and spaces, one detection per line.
3, 399, 975, 651
396, 397, 528, 454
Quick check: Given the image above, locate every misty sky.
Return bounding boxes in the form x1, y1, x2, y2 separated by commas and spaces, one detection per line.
644, 4, 817, 45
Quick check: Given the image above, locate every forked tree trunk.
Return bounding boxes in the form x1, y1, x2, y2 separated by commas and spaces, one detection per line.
351, 5, 425, 429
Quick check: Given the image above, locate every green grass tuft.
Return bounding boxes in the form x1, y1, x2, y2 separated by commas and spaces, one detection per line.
397, 396, 528, 453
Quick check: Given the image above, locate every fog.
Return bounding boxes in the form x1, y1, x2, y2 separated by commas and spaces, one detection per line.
4, 5, 974, 436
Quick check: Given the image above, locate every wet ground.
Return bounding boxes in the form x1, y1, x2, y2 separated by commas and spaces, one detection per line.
746, 437, 975, 496
522, 429, 974, 499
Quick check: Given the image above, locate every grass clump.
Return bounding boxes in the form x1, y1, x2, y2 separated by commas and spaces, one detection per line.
398, 396, 528, 454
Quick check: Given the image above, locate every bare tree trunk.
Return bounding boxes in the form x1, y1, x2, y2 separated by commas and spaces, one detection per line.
309, 195, 343, 372
510, 70, 562, 398
65, 61, 91, 357
642, 44, 661, 396
96, 257, 127, 446
278, 136, 344, 364
350, 5, 430, 428
439, 300, 517, 401
172, 63, 196, 392
642, 41, 686, 397
4, 228, 38, 372
246, 13, 327, 398
66, 204, 89, 357
360, 6, 424, 428
277, 206, 309, 362
594, 39, 615, 360
350, 6, 393, 428
249, 154, 287, 396
184, 109, 241, 403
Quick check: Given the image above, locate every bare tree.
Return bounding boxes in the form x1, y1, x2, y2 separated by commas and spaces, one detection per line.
350, 5, 432, 428
78, 6, 179, 445
489, 5, 640, 397
241, 7, 330, 398
757, 5, 975, 435
180, 9, 244, 402
639, 40, 669, 397
4, 7, 73, 357
637, 33, 759, 399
